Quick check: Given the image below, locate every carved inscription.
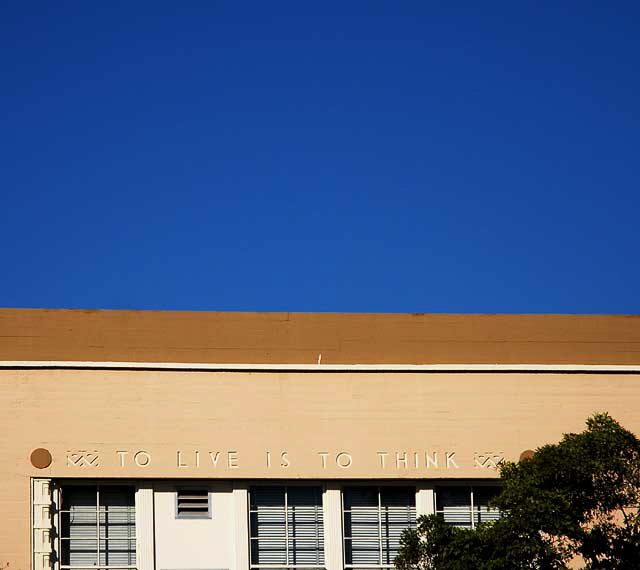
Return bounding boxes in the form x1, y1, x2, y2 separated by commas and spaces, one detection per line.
266, 451, 290, 468
58, 448, 507, 471
375, 451, 459, 469
117, 450, 152, 467
176, 450, 239, 468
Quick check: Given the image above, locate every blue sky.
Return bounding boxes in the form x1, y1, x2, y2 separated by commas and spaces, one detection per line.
1, 2, 639, 313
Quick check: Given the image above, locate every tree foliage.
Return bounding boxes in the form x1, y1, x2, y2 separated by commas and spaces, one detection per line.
395, 413, 640, 570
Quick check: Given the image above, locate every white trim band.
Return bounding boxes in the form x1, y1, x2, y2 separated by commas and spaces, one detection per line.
1, 361, 640, 373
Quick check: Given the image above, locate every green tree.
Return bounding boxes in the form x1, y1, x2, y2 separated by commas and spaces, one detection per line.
395, 413, 640, 570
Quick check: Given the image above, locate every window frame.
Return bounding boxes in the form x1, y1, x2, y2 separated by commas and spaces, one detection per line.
341, 484, 417, 570
248, 482, 326, 570
433, 481, 501, 530
55, 481, 137, 570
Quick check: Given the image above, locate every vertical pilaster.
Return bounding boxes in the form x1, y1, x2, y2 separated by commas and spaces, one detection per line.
135, 483, 155, 570
232, 482, 250, 570
32, 478, 54, 570
416, 484, 435, 517
322, 484, 344, 570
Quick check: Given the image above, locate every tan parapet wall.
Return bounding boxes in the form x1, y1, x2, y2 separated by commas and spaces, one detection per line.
2, 310, 640, 364
2, 367, 640, 567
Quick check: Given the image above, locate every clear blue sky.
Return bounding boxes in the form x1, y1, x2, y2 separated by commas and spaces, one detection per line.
1, 2, 639, 313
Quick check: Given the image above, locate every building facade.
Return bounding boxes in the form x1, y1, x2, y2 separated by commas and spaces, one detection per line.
1, 310, 640, 570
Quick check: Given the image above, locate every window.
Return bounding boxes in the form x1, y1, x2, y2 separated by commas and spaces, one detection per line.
343, 486, 416, 569
249, 485, 325, 569
435, 485, 501, 528
59, 485, 136, 569
176, 488, 211, 518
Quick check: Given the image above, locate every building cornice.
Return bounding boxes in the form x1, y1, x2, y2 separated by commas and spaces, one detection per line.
1, 360, 639, 373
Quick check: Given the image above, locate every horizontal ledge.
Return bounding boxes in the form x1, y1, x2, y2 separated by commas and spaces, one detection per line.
1, 361, 639, 373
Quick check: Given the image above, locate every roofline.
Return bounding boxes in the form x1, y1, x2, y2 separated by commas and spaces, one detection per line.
2, 309, 640, 365
2, 360, 640, 374
2, 308, 639, 316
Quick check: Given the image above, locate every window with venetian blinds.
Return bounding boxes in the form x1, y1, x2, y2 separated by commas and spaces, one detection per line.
249, 485, 325, 569
342, 486, 416, 569
435, 485, 501, 529
59, 485, 136, 569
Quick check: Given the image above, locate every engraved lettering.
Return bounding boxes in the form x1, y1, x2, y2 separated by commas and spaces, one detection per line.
446, 452, 459, 469
116, 450, 128, 467
134, 451, 151, 467
336, 452, 352, 468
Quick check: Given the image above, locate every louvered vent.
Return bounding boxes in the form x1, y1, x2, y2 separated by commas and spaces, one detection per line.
176, 489, 210, 518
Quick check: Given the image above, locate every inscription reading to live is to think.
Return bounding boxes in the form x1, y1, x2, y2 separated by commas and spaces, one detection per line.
60, 448, 508, 471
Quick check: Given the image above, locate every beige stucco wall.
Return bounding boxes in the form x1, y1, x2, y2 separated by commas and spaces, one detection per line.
154, 482, 234, 569
2, 368, 640, 567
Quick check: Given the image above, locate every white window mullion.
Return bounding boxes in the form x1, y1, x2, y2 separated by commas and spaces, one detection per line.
470, 487, 475, 530
323, 484, 342, 570
96, 486, 100, 565
284, 486, 290, 567
232, 483, 250, 570
377, 488, 383, 566
135, 483, 154, 570
415, 485, 435, 518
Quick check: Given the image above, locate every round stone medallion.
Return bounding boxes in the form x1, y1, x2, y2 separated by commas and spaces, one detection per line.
519, 449, 535, 462
30, 448, 52, 469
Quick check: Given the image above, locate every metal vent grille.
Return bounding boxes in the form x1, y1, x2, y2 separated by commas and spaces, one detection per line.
176, 489, 210, 518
